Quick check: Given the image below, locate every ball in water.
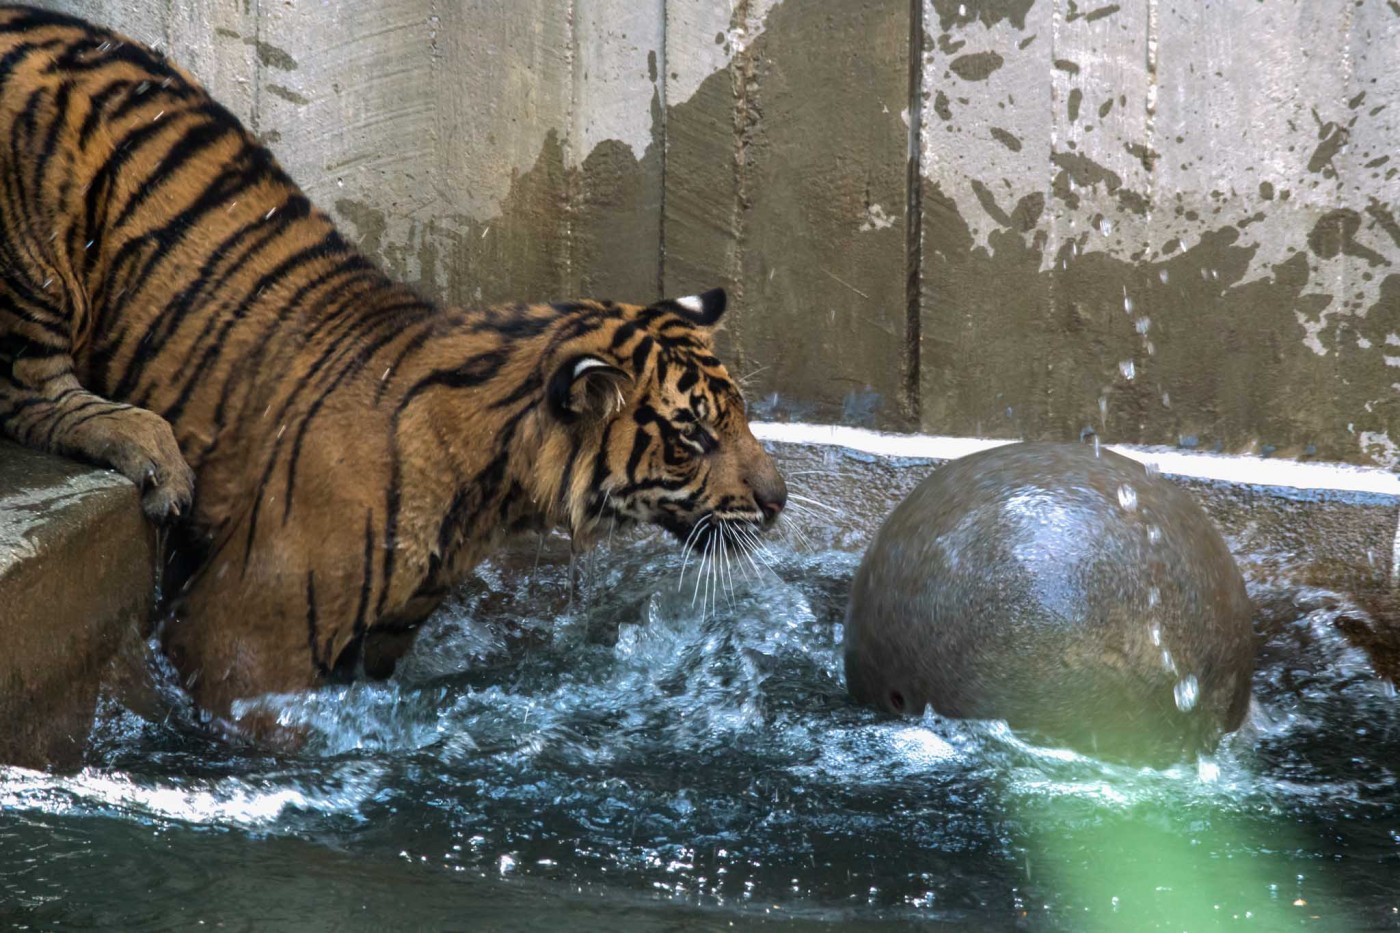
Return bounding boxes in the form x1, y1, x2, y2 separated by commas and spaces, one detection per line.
844, 442, 1254, 764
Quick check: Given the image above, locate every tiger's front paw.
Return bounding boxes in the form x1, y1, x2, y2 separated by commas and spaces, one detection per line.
140, 456, 195, 524
87, 408, 196, 524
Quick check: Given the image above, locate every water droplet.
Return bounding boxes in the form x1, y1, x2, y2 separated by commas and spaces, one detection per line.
1381, 678, 1396, 699
1197, 755, 1220, 782
1123, 290, 1134, 314
1099, 217, 1113, 236
1119, 359, 1135, 380
1117, 484, 1138, 511
1162, 648, 1177, 673
1159, 269, 1170, 284
1174, 674, 1199, 712
1134, 316, 1151, 334
1150, 623, 1162, 646
1147, 586, 1160, 608
1161, 391, 1171, 408
1098, 395, 1108, 421
498, 853, 517, 874
1111, 896, 1121, 911
1147, 524, 1162, 544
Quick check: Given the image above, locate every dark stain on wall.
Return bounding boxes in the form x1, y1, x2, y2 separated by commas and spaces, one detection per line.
335, 130, 571, 306
949, 50, 1005, 81
928, 0, 1037, 32
921, 180, 1399, 462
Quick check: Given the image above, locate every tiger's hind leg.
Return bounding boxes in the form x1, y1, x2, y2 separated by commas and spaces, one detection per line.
0, 335, 194, 523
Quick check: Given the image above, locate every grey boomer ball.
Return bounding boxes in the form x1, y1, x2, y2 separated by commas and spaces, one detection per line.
844, 442, 1255, 764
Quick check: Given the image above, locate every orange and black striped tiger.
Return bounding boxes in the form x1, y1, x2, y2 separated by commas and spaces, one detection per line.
0, 7, 786, 729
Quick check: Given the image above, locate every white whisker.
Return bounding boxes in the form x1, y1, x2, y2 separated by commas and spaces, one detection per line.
692, 527, 713, 611
787, 492, 839, 514
678, 514, 711, 590
719, 524, 737, 608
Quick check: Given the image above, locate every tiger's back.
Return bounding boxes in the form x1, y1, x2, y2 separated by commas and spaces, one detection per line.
0, 7, 414, 508
0, 7, 786, 732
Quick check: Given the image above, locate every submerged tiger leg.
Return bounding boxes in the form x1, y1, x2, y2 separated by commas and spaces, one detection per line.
0, 338, 194, 523
162, 603, 322, 739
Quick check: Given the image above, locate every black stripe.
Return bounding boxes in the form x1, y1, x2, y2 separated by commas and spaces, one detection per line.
29, 80, 73, 201
630, 335, 654, 374
78, 77, 132, 148
49, 35, 182, 84
352, 510, 376, 640
110, 116, 233, 229
305, 571, 326, 674
624, 424, 652, 480
61, 401, 134, 435
0, 8, 93, 33
396, 349, 508, 411
106, 186, 299, 391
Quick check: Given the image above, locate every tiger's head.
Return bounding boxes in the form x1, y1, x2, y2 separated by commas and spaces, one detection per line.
538, 288, 786, 552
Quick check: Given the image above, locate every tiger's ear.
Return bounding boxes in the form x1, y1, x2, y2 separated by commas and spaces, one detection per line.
652, 287, 726, 327
547, 354, 632, 422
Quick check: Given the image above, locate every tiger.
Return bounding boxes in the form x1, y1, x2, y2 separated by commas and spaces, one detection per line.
0, 6, 786, 731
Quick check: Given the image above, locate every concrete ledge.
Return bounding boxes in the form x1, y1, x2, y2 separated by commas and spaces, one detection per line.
0, 440, 153, 770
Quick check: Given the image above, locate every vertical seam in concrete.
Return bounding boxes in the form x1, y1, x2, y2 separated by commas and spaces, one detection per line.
250, 0, 263, 135
657, 0, 668, 300
564, 0, 579, 294
903, 0, 924, 425
1144, 0, 1158, 211
160, 0, 173, 57
728, 0, 755, 371
1048, 0, 1063, 424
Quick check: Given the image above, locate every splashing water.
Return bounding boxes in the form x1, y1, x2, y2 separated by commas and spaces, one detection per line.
1174, 675, 1200, 712
1117, 483, 1138, 511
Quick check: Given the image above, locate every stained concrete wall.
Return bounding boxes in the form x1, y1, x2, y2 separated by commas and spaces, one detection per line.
40, 0, 1400, 468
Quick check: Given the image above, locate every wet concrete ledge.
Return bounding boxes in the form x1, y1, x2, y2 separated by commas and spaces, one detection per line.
0, 440, 153, 770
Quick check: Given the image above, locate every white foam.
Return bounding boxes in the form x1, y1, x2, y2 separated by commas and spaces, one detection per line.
0, 762, 382, 828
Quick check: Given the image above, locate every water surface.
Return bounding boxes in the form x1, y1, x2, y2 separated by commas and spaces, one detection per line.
3, 493, 1398, 931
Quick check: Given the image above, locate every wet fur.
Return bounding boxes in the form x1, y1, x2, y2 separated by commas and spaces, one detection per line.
0, 8, 784, 725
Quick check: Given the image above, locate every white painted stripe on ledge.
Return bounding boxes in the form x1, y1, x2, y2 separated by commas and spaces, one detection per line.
752, 422, 1400, 497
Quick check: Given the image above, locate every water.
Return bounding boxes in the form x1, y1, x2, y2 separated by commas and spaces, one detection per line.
3, 520, 1400, 930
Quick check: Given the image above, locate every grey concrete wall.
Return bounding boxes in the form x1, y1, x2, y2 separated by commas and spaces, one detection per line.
39, 0, 1400, 468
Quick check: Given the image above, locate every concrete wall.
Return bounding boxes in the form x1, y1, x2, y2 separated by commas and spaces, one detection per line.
41, 0, 1400, 468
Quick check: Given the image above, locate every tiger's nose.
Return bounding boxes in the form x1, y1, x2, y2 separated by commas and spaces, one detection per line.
759, 494, 785, 522
751, 472, 787, 525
